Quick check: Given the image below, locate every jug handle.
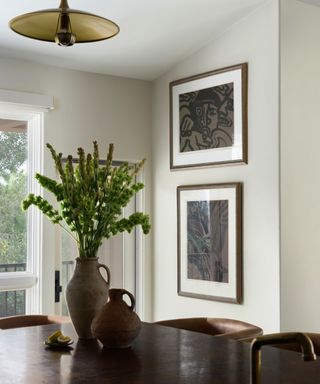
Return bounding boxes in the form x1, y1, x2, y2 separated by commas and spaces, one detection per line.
121, 289, 135, 311
97, 263, 111, 285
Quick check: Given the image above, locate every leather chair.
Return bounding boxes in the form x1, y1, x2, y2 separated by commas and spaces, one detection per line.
0, 314, 70, 330
156, 317, 263, 341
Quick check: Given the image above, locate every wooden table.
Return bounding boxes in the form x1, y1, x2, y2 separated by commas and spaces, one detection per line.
0, 322, 320, 383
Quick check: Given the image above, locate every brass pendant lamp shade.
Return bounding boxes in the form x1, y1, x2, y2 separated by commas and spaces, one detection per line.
9, 0, 120, 47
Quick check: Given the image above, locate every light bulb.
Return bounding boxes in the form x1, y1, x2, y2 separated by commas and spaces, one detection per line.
55, 12, 76, 47
55, 32, 76, 46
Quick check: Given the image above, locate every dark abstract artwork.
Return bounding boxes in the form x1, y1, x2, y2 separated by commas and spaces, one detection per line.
187, 200, 229, 283
179, 83, 234, 153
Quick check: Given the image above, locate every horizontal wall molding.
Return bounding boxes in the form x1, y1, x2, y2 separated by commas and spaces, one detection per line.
0, 89, 54, 111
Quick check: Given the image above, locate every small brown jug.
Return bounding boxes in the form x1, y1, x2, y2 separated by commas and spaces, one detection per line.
91, 288, 141, 348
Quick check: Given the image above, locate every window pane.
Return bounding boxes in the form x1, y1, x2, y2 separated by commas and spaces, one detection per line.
0, 290, 26, 317
0, 121, 27, 272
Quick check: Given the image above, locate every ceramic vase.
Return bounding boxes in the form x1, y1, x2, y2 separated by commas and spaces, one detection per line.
66, 257, 110, 339
91, 288, 141, 348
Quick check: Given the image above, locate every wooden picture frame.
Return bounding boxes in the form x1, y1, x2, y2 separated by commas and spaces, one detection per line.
177, 183, 242, 303
170, 63, 248, 169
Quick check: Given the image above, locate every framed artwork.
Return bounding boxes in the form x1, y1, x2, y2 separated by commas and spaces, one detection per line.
177, 183, 242, 303
170, 63, 248, 169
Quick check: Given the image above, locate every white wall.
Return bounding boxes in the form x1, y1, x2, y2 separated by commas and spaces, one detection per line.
0, 57, 152, 319
151, 0, 280, 333
280, 0, 320, 331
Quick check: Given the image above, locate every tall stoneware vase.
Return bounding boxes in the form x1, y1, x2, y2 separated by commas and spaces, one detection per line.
66, 257, 110, 339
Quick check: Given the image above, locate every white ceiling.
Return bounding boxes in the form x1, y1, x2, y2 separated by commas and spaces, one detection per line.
0, 0, 268, 80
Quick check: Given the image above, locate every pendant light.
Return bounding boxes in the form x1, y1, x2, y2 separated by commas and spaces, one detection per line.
9, 0, 120, 47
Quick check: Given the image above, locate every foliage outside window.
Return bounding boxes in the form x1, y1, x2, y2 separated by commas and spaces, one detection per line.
0, 131, 27, 267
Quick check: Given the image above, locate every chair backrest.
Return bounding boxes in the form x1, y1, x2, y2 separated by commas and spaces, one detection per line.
156, 317, 263, 341
0, 315, 70, 330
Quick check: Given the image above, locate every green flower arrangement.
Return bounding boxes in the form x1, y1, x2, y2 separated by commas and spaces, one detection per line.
22, 141, 150, 258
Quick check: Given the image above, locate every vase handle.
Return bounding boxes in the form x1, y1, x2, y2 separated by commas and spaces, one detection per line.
121, 289, 135, 311
97, 263, 111, 285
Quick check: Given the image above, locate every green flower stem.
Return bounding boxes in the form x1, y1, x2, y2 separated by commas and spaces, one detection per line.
58, 222, 79, 244
22, 141, 151, 259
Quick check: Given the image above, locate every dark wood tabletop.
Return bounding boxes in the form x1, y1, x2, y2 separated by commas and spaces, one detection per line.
0, 322, 320, 383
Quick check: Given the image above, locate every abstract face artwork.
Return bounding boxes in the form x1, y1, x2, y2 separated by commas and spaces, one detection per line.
179, 83, 234, 153
170, 63, 247, 169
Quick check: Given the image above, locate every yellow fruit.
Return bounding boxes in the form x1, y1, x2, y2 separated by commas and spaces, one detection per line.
48, 330, 62, 343
57, 335, 71, 345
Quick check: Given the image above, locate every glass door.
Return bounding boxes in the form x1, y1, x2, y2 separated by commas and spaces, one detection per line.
0, 114, 43, 317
